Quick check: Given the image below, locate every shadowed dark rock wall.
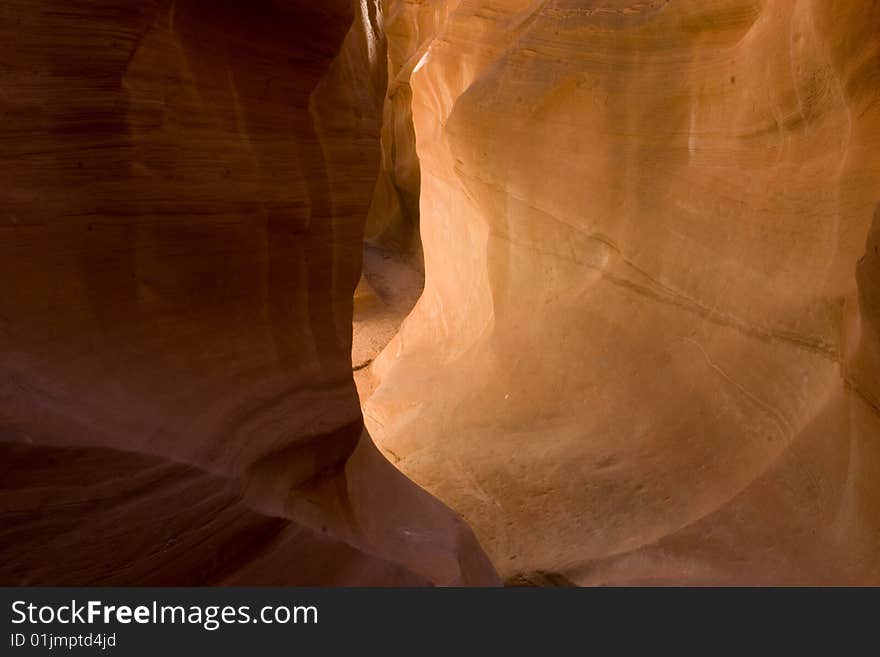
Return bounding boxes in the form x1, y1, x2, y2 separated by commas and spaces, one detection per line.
0, 0, 497, 586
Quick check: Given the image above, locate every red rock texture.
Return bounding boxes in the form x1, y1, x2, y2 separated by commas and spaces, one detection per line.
0, 0, 498, 586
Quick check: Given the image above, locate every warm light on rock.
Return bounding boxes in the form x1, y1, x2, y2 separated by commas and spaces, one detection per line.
365, 0, 880, 585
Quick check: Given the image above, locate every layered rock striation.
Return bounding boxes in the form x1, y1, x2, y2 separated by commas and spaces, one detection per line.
0, 0, 497, 586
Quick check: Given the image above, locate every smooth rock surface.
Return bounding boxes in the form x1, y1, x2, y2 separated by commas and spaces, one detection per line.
366, 0, 880, 585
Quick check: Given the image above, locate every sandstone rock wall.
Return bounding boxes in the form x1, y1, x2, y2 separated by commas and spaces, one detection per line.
0, 0, 497, 586
367, 0, 880, 585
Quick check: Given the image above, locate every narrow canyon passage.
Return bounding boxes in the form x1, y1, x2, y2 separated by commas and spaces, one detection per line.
352, 245, 425, 405
2, 0, 880, 587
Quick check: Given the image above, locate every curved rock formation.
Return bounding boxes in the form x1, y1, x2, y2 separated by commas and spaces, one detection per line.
366, 0, 880, 584
4, 0, 879, 588
364, 0, 470, 257
0, 0, 497, 586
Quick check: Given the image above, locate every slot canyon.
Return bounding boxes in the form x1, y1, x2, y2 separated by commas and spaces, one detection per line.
1, 0, 879, 586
